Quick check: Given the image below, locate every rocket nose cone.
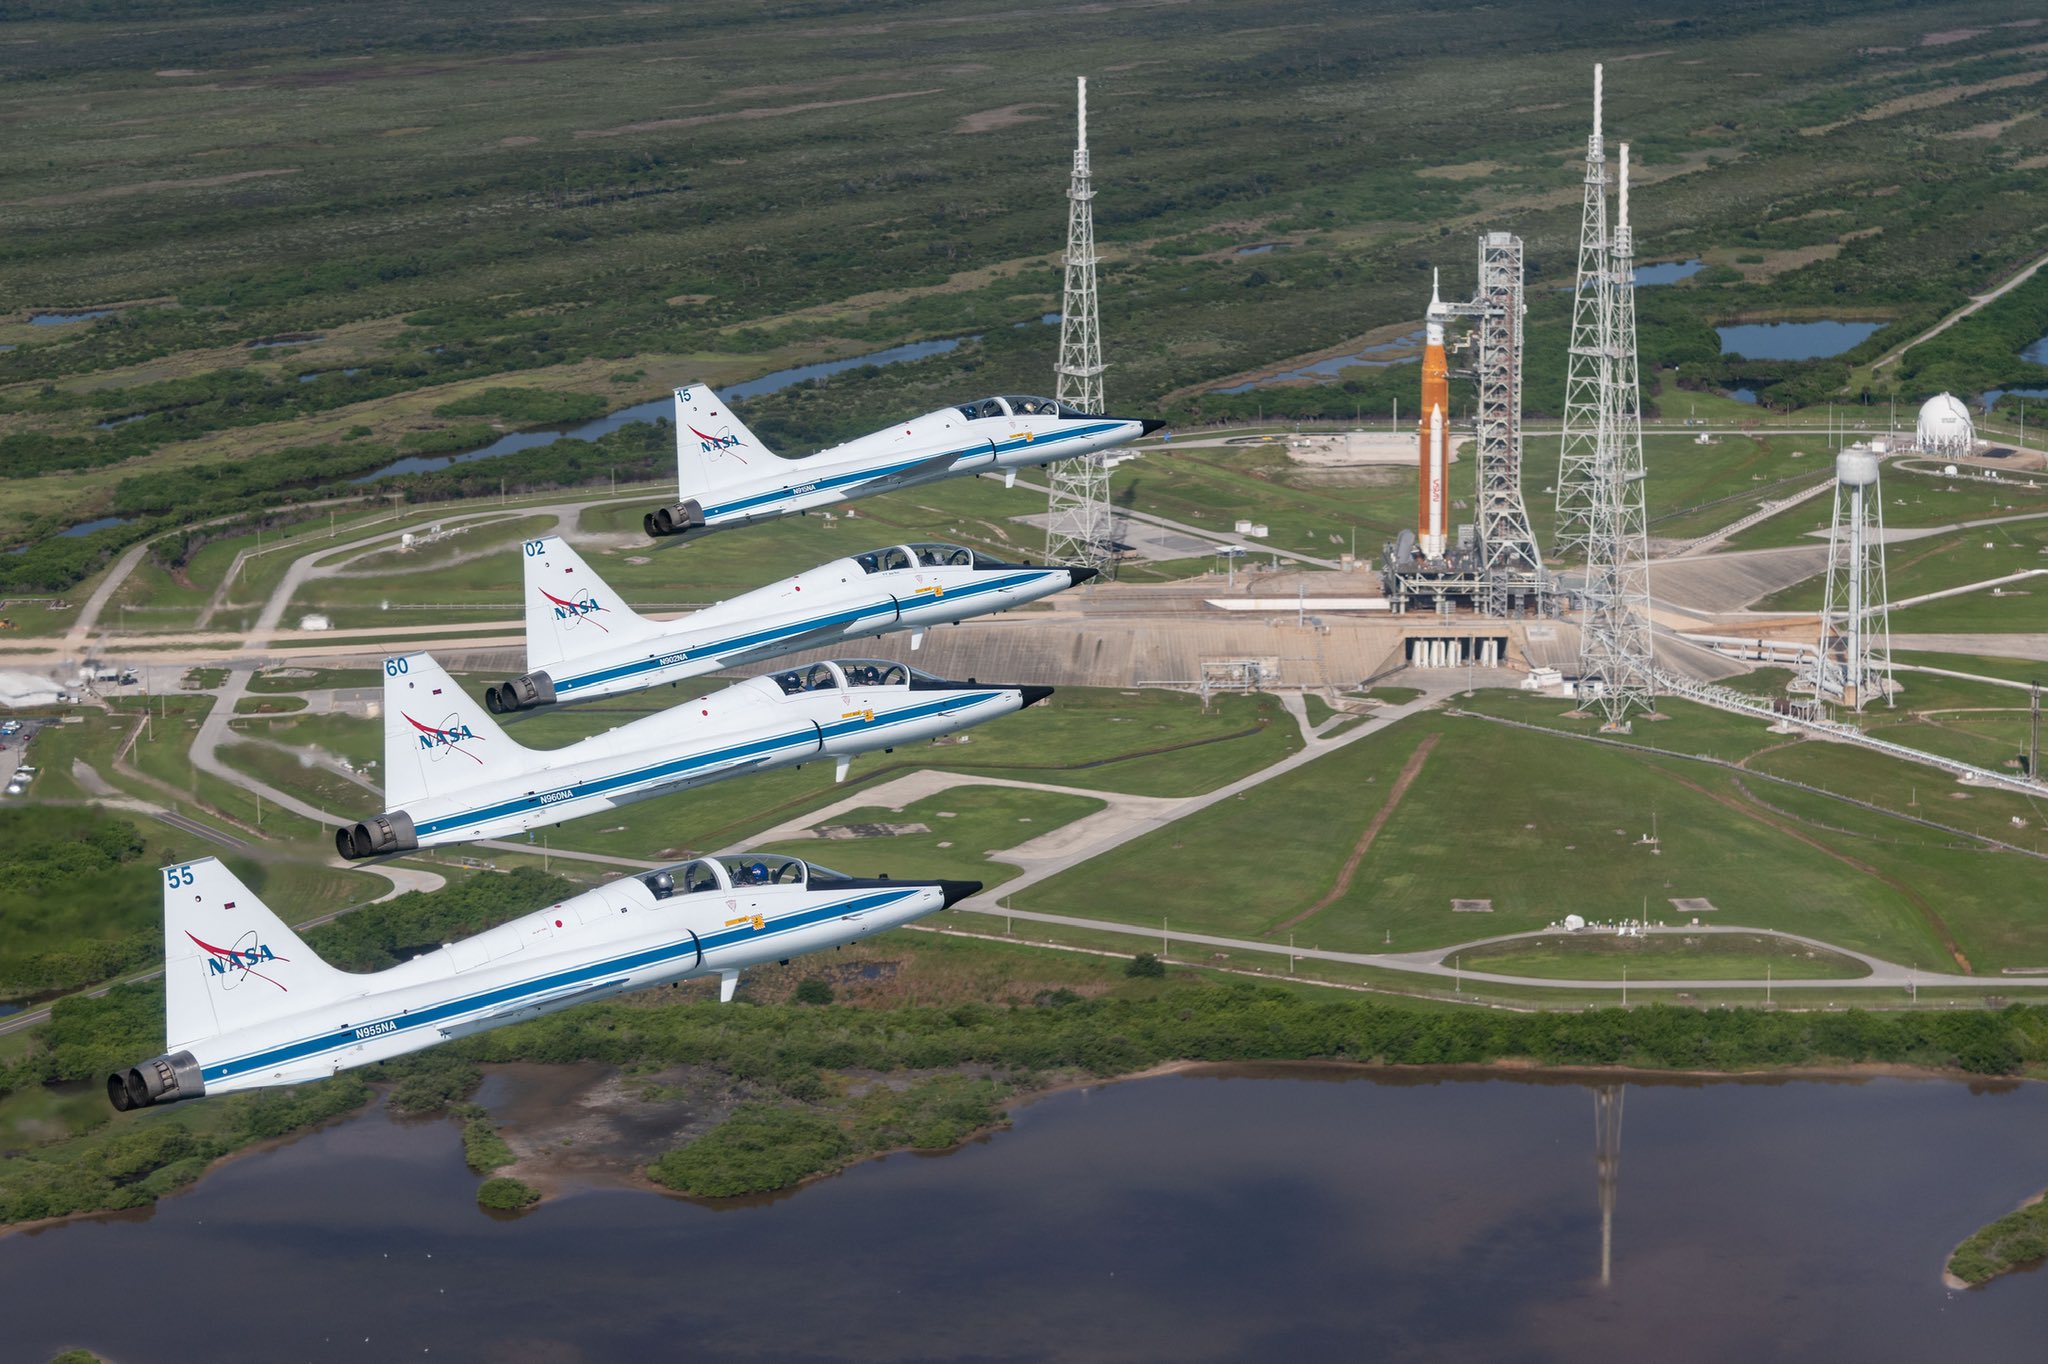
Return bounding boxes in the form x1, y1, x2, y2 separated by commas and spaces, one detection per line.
939, 879, 983, 908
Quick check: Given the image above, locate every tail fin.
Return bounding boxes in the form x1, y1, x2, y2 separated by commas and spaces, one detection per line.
522, 535, 664, 673
162, 858, 358, 1052
381, 652, 533, 808
674, 384, 774, 499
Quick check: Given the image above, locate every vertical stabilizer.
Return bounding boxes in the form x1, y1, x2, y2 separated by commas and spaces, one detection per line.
381, 652, 532, 808
162, 858, 356, 1052
522, 536, 664, 673
673, 385, 774, 500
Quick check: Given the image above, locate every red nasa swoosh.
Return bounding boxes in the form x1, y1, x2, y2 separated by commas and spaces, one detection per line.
186, 930, 289, 991
403, 711, 486, 763
539, 587, 610, 633
690, 424, 748, 462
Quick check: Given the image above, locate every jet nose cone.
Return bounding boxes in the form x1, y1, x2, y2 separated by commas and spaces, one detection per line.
939, 879, 983, 908
1139, 418, 1168, 436
1070, 565, 1101, 585
1019, 685, 1055, 709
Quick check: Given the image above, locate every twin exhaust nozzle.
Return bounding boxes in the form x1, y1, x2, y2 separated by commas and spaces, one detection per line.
107, 1051, 204, 1111
485, 671, 556, 715
336, 811, 419, 861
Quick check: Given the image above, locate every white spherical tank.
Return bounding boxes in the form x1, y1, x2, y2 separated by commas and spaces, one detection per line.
1836, 448, 1880, 487
1916, 391, 1974, 454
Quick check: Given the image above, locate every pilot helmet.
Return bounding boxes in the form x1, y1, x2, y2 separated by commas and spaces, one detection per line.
650, 870, 675, 899
749, 861, 770, 883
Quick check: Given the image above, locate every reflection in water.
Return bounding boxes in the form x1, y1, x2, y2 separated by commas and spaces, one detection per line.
7, 1068, 2048, 1363
1594, 1084, 1624, 1287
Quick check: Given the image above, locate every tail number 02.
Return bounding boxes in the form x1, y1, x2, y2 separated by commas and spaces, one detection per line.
524, 540, 548, 557
165, 865, 196, 889
385, 657, 410, 677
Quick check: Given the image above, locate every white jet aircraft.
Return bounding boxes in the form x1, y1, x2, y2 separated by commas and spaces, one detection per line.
110, 853, 976, 1109
337, 651, 1048, 860
642, 384, 1161, 540
486, 534, 1094, 714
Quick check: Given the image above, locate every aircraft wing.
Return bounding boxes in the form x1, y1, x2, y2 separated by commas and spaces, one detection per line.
850, 449, 966, 497
438, 975, 630, 1038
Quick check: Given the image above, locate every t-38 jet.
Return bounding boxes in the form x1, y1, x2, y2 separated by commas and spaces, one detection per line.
110, 853, 976, 1108
485, 533, 1092, 714
337, 651, 1047, 860
642, 384, 1161, 540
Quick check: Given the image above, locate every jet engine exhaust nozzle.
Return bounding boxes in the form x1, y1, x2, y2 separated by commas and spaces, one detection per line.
336, 810, 419, 861
107, 1050, 204, 1112
644, 500, 707, 540
486, 672, 557, 714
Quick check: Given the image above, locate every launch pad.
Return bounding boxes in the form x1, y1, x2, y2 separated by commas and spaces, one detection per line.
1380, 232, 1559, 620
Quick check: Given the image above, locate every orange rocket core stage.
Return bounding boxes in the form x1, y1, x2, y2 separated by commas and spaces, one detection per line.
1416, 272, 1452, 559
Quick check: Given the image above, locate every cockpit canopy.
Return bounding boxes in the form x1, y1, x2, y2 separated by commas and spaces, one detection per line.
955, 395, 1093, 422
638, 853, 857, 899
767, 657, 942, 695
852, 542, 1027, 574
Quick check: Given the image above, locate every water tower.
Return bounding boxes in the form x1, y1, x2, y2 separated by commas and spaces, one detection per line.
1809, 446, 1894, 711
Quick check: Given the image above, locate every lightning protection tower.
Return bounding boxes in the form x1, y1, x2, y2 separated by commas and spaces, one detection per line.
1045, 76, 1114, 573
1810, 447, 1894, 711
1553, 64, 1608, 563
1577, 143, 1656, 733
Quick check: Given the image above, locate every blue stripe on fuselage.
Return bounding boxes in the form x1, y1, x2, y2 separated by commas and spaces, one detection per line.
700, 422, 1124, 521
408, 691, 1004, 839
553, 572, 1051, 699
198, 888, 924, 1084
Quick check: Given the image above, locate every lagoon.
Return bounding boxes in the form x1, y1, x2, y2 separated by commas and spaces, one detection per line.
6, 1066, 2046, 1363
1717, 320, 1883, 361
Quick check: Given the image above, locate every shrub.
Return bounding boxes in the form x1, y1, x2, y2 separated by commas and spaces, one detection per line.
476, 1177, 541, 1212
1125, 952, 1167, 978
793, 977, 834, 1005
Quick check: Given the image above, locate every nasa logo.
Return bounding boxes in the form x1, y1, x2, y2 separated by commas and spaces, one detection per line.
187, 930, 289, 992
689, 424, 748, 462
404, 711, 485, 764
539, 587, 609, 633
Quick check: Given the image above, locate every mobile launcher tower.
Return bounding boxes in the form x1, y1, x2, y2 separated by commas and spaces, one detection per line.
1380, 234, 1556, 619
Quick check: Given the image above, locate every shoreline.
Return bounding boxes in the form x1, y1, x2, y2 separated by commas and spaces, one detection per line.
7, 1055, 2038, 1238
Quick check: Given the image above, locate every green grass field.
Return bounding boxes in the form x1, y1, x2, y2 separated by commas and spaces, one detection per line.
1017, 708, 2048, 974
758, 785, 1107, 891
1451, 931, 1869, 981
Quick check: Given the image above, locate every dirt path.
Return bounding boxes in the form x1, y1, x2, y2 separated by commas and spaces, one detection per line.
1652, 761, 1972, 973
1267, 730, 1440, 936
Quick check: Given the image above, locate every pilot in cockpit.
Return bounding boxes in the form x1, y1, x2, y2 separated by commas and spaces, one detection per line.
648, 870, 675, 900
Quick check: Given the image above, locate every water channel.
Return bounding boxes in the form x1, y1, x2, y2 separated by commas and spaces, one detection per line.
5, 1066, 2044, 1363
348, 336, 971, 484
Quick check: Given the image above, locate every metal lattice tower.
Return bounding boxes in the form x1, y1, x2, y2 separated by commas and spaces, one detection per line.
1553, 64, 1608, 562
1045, 76, 1113, 571
1578, 143, 1655, 733
1471, 232, 1544, 610
1594, 1084, 1625, 1288
1810, 448, 1894, 712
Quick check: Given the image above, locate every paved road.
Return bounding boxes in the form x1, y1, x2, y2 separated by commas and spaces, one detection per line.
1873, 246, 2048, 371
960, 905, 2040, 994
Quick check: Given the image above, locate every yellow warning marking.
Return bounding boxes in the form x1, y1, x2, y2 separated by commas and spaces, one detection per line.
914, 585, 945, 599
841, 708, 875, 722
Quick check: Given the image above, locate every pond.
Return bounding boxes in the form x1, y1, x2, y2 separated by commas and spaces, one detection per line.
1634, 258, 1703, 285
28, 310, 113, 327
5, 1065, 2044, 1364
1716, 320, 1884, 361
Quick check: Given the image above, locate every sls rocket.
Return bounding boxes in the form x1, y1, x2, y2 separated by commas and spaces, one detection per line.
1417, 271, 1452, 559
